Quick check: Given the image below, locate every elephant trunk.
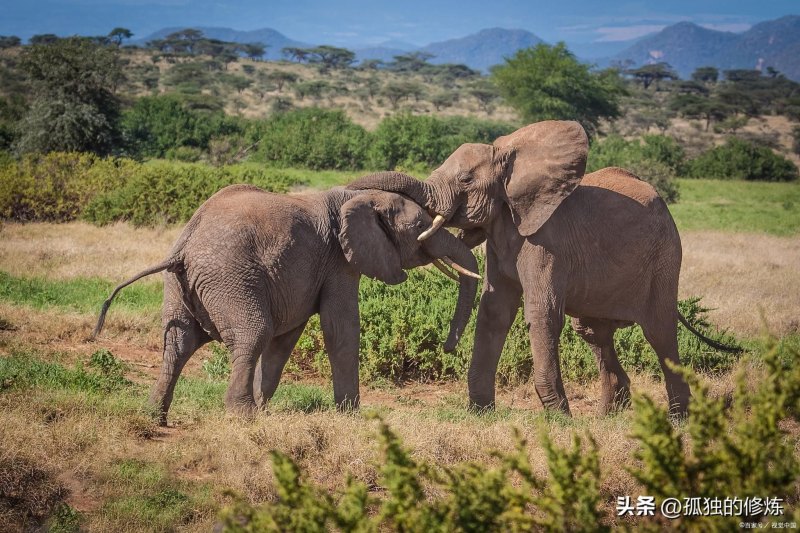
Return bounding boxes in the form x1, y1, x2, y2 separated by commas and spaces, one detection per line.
347, 171, 440, 214
422, 229, 480, 353
347, 171, 459, 241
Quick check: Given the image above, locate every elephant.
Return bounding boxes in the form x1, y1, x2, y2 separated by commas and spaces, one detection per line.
92, 175, 480, 424
347, 121, 739, 416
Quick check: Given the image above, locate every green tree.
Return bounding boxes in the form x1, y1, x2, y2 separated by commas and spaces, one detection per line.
29, 34, 59, 45
691, 66, 719, 84
0, 35, 21, 49
491, 43, 624, 136
627, 62, 678, 90
307, 45, 355, 70
108, 27, 133, 46
468, 79, 500, 113
266, 71, 298, 92
281, 47, 309, 63
16, 37, 123, 154
670, 94, 732, 131
242, 42, 266, 60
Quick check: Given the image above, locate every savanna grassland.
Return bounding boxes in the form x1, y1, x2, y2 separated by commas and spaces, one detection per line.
2, 32, 800, 531
1, 172, 799, 531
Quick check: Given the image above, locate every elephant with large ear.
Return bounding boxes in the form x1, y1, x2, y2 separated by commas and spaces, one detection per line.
92, 176, 480, 425
348, 121, 738, 416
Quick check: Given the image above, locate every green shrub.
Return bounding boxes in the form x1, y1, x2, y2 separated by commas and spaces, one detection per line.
83, 162, 302, 226
587, 135, 683, 202
367, 113, 515, 170
121, 94, 243, 159
628, 337, 800, 529
0, 152, 139, 221
219, 420, 605, 532
201, 343, 230, 381
687, 137, 799, 181
0, 348, 131, 393
253, 108, 368, 170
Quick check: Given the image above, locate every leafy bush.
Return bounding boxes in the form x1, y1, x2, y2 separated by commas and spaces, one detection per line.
121, 94, 243, 159
220, 338, 799, 531
629, 337, 800, 529
292, 256, 738, 385
219, 420, 605, 532
587, 135, 684, 203
83, 162, 302, 226
686, 137, 799, 181
367, 113, 515, 170
201, 343, 231, 381
253, 108, 368, 170
0, 152, 139, 222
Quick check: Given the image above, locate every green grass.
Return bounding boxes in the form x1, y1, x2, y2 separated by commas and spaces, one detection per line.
0, 271, 162, 314
269, 382, 335, 413
670, 178, 800, 235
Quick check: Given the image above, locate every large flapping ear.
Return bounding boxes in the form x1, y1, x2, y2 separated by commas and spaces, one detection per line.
338, 194, 407, 285
495, 120, 588, 236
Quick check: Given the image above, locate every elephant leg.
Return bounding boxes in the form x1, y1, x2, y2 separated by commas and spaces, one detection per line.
523, 301, 570, 415
319, 279, 360, 411
571, 317, 630, 414
641, 314, 691, 416
150, 311, 210, 426
254, 320, 308, 408
468, 254, 522, 410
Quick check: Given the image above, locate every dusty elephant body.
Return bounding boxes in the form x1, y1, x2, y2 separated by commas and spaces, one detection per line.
348, 121, 738, 416
93, 176, 480, 424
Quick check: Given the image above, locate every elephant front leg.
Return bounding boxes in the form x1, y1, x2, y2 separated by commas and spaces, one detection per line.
524, 304, 570, 415
468, 271, 522, 410
320, 280, 360, 410
254, 320, 308, 408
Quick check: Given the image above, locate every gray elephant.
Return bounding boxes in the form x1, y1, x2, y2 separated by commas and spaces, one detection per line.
92, 175, 480, 424
348, 121, 738, 416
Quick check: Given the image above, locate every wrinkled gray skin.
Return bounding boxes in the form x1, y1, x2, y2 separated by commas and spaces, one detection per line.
93, 175, 479, 424
348, 121, 701, 416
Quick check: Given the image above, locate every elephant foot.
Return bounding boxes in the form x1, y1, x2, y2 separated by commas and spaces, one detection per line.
225, 397, 259, 420
599, 374, 631, 415
334, 396, 360, 412
468, 395, 496, 413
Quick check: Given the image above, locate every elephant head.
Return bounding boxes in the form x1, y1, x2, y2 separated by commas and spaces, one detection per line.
337, 190, 480, 351
347, 121, 589, 238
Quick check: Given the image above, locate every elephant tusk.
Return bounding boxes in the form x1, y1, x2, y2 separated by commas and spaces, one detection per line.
442, 257, 481, 280
417, 214, 446, 242
432, 259, 459, 281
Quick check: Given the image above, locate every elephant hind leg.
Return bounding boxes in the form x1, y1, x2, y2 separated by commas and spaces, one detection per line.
150, 312, 210, 425
254, 320, 308, 408
640, 313, 691, 416
571, 317, 630, 414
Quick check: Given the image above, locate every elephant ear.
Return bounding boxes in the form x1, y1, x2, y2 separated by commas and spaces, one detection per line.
338, 194, 408, 285
495, 120, 589, 236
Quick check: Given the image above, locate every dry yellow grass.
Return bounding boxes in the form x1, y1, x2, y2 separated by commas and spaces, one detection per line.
0, 221, 181, 280
680, 231, 800, 336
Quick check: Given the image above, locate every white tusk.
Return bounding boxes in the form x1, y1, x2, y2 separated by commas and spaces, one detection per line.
442, 257, 481, 280
417, 214, 446, 242
432, 259, 459, 281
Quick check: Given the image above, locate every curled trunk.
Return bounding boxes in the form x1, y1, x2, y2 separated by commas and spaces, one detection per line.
347, 172, 434, 211
422, 229, 480, 352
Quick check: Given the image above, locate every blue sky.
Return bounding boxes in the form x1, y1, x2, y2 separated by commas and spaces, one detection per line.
0, 0, 796, 46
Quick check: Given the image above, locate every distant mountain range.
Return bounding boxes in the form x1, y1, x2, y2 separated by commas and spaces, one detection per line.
138, 15, 800, 80
610, 15, 800, 80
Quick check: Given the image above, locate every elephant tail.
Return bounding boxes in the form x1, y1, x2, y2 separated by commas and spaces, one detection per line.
677, 311, 743, 353
91, 258, 182, 340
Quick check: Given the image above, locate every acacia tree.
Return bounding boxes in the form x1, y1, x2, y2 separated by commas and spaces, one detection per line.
108, 27, 133, 46
16, 37, 123, 154
627, 62, 678, 90
491, 42, 625, 136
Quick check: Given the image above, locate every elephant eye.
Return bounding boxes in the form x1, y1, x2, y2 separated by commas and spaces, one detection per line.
458, 173, 474, 185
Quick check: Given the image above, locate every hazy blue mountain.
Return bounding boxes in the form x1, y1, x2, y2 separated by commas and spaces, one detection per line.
419, 28, 544, 72
136, 26, 310, 60
612, 16, 800, 80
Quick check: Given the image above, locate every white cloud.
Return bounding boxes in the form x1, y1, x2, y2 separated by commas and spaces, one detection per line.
594, 24, 667, 42
699, 22, 751, 33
